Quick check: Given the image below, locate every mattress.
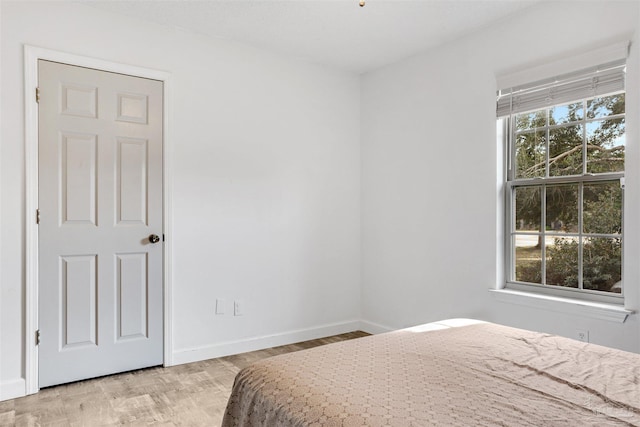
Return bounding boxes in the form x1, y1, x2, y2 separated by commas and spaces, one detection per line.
222, 320, 640, 426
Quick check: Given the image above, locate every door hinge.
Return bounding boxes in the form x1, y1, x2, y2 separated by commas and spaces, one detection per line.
36, 329, 40, 346
36, 209, 40, 224
162, 234, 165, 242
35, 87, 40, 104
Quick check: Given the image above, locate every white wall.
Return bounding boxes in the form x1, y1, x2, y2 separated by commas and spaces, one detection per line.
3, 0, 640, 404
361, 1, 640, 351
0, 1, 361, 399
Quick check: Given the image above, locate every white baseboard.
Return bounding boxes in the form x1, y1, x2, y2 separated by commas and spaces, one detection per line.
0, 378, 25, 402
171, 320, 362, 366
358, 320, 395, 335
2, 319, 394, 400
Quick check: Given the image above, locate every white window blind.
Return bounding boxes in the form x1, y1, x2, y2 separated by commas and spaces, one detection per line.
497, 59, 626, 118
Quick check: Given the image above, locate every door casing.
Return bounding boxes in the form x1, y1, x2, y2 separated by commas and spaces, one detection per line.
24, 45, 174, 395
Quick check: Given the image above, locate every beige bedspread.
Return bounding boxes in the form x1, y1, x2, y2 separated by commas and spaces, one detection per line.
222, 322, 640, 426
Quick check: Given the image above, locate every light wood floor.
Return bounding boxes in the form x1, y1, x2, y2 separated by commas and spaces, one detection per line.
0, 331, 368, 426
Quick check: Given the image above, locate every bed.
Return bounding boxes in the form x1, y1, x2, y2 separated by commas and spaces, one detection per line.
222, 319, 640, 426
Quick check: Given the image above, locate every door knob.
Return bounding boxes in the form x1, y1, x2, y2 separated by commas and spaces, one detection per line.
149, 234, 160, 244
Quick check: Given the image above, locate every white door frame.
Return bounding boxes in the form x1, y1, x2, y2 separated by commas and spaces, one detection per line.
24, 45, 173, 394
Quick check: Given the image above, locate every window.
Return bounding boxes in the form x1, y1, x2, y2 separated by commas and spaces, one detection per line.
498, 60, 625, 303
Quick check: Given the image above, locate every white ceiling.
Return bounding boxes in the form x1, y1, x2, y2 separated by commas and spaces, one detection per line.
83, 0, 540, 74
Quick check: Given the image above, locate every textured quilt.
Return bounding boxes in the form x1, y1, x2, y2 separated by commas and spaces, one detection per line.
222, 321, 640, 426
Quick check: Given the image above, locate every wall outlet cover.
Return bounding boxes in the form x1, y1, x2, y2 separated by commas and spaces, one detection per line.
576, 330, 589, 343
215, 299, 226, 315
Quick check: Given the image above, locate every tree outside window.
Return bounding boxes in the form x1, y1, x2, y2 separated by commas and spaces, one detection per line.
510, 93, 624, 295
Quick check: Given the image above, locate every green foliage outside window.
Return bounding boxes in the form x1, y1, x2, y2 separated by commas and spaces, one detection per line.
512, 94, 624, 294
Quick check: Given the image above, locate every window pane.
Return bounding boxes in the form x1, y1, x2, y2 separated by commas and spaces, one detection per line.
546, 184, 578, 233
545, 237, 578, 288
550, 102, 583, 125
584, 181, 622, 234
515, 235, 541, 284
515, 131, 546, 178
515, 186, 541, 231
583, 237, 621, 293
516, 110, 546, 131
506, 80, 625, 297
549, 124, 583, 176
587, 94, 625, 119
586, 118, 625, 174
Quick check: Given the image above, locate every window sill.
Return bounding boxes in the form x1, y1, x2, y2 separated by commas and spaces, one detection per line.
489, 288, 633, 323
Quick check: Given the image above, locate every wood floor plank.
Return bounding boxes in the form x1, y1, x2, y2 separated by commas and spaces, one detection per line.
0, 331, 369, 426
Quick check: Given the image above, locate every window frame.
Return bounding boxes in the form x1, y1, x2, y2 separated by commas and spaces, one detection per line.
501, 91, 625, 305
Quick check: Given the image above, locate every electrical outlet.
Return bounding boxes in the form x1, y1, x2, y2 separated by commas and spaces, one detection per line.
215, 299, 226, 315
576, 330, 589, 343
234, 300, 243, 316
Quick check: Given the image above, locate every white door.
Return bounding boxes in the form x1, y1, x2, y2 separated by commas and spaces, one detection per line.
38, 60, 164, 387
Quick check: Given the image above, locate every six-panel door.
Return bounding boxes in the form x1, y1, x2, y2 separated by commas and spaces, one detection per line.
38, 60, 163, 387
